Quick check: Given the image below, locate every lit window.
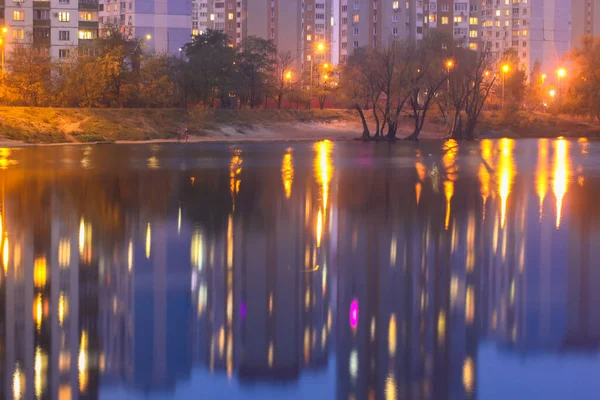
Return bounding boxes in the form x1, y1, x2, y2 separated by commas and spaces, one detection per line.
522, 29, 528, 36
393, 1, 399, 9
210, 13, 215, 21
470, 17, 478, 25
469, 30, 478, 37
307, 34, 312, 41
442, 16, 449, 24
13, 10, 25, 21
228, 13, 234, 20
78, 11, 97, 21
469, 43, 478, 50
58, 12, 70, 22
79, 29, 96, 40
454, 16, 462, 23
353, 14, 359, 23
12, 29, 24, 39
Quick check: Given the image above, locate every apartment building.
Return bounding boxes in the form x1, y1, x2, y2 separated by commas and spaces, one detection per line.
572, 0, 600, 46
334, 0, 482, 64
480, 0, 572, 76
1, 0, 99, 61
191, 1, 332, 82
423, 0, 481, 50
99, 0, 191, 55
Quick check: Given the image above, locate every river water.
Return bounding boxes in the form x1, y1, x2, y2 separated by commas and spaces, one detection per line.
1, 139, 599, 400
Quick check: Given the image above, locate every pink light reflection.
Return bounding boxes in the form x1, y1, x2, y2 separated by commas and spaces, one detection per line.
350, 298, 359, 328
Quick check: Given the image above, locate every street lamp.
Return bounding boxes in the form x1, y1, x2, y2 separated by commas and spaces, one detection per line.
145, 34, 152, 41
549, 89, 556, 98
557, 67, 566, 107
310, 42, 325, 110
541, 73, 547, 84
445, 59, 454, 122
501, 64, 510, 110
286, 70, 292, 89
0, 27, 7, 76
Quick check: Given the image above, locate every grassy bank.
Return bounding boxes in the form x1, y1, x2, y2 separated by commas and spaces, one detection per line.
478, 111, 600, 138
0, 107, 353, 144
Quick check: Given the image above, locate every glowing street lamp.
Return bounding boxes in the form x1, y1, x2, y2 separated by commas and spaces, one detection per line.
310, 42, 326, 110
501, 64, 510, 109
557, 68, 567, 107
145, 34, 152, 41
549, 89, 556, 98
0, 27, 7, 76
285, 70, 292, 90
445, 60, 454, 120
541, 73, 547, 83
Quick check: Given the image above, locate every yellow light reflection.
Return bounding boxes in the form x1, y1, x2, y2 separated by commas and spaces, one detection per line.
79, 331, 88, 393
145, 223, 151, 259
191, 229, 204, 270
35, 346, 47, 399
415, 182, 422, 205
58, 239, 70, 269
128, 240, 133, 272
304, 328, 310, 365
315, 140, 333, 212
437, 310, 446, 344
553, 139, 570, 229
34, 294, 43, 331
385, 374, 398, 400
466, 285, 475, 324
463, 357, 474, 393
34, 257, 47, 288
388, 314, 397, 357
282, 148, 294, 199
59, 292, 69, 326
79, 218, 85, 255
497, 138, 515, 229
268, 342, 274, 368
443, 140, 459, 230
227, 215, 233, 269
316, 209, 323, 247
178, 206, 182, 234
2, 237, 7, 276
536, 139, 549, 221
13, 364, 23, 400
218, 327, 225, 357
466, 214, 475, 272
230, 149, 243, 210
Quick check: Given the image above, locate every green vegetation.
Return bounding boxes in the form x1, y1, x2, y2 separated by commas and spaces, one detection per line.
0, 107, 353, 143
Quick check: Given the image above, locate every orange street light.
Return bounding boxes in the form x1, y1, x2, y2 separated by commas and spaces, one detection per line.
484, 71, 490, 77
557, 68, 566, 78
323, 63, 329, 69
501, 64, 510, 109
541, 73, 547, 83
316, 42, 325, 52
1, 27, 7, 35
323, 74, 329, 80
285, 71, 292, 80
145, 34, 152, 40
446, 60, 454, 70
549, 89, 556, 98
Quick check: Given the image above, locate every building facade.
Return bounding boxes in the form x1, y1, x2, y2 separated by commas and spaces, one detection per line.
1, 0, 99, 61
99, 0, 191, 55
572, 0, 600, 46
480, 0, 572, 76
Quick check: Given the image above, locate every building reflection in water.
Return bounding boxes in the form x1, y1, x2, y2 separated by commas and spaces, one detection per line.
0, 139, 597, 399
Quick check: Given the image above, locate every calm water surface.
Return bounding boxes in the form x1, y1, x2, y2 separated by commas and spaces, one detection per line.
1, 139, 600, 400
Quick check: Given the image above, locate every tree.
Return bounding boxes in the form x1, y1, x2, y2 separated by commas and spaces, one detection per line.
313, 64, 338, 110
404, 36, 448, 140
564, 36, 600, 121
496, 49, 527, 113
447, 46, 497, 140
525, 61, 546, 111
236, 36, 277, 109
138, 54, 178, 107
339, 51, 375, 140
271, 51, 295, 109
5, 43, 53, 106
184, 29, 237, 108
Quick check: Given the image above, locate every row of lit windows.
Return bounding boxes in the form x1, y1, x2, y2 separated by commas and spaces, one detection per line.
10, 28, 97, 40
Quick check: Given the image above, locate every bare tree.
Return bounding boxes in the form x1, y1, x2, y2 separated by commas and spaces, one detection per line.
270, 51, 295, 109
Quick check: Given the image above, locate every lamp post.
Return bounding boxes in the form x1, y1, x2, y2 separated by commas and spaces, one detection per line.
286, 71, 292, 90
0, 27, 7, 76
309, 42, 325, 110
557, 67, 566, 108
445, 60, 454, 127
501, 64, 509, 110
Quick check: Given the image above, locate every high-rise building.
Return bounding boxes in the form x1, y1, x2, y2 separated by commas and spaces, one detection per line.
1, 0, 99, 61
334, 0, 481, 64
98, 0, 191, 55
572, 0, 600, 46
190, 1, 333, 83
480, 0, 572, 76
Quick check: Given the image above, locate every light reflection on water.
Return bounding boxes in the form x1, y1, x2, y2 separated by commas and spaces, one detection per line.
0, 139, 599, 400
